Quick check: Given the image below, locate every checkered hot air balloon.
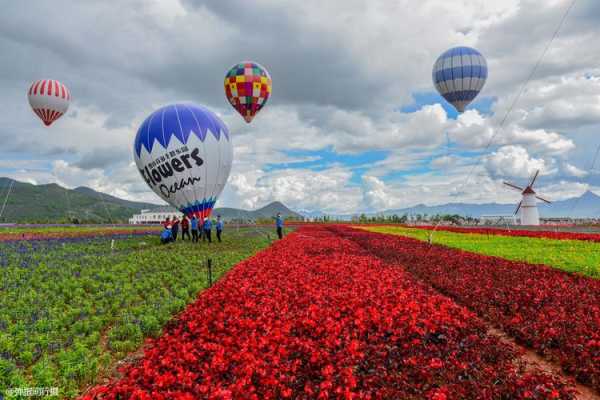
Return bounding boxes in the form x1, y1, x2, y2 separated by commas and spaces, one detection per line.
224, 61, 272, 123
27, 79, 71, 126
432, 47, 487, 113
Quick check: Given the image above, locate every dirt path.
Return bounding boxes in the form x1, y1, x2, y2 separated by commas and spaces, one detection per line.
483, 326, 600, 400
338, 226, 600, 398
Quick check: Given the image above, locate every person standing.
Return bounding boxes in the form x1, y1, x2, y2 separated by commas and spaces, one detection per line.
163, 216, 171, 229
172, 216, 180, 241
203, 217, 212, 243
181, 215, 190, 241
191, 215, 199, 243
216, 215, 224, 242
276, 213, 284, 239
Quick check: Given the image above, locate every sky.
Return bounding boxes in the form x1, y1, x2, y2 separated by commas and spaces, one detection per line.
1, 0, 599, 214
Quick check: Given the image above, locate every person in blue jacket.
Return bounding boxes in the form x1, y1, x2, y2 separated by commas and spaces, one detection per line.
216, 215, 224, 242
203, 217, 212, 243
275, 213, 284, 239
160, 226, 173, 244
190, 215, 199, 243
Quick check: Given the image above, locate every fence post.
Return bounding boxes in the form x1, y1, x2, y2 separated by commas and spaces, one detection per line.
207, 258, 213, 287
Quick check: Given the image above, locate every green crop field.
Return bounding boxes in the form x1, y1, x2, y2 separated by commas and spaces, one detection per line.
360, 226, 600, 278
0, 227, 277, 398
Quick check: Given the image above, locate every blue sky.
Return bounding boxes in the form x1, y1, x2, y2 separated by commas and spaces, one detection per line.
0, 0, 599, 213
262, 92, 498, 184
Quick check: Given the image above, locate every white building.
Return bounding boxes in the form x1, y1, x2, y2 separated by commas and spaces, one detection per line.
129, 207, 181, 225
520, 188, 540, 226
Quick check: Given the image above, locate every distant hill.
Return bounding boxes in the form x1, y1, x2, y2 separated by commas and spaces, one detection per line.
7, 174, 596, 223
154, 201, 303, 221
0, 178, 303, 223
0, 178, 160, 223
252, 201, 302, 219
299, 191, 600, 220
378, 190, 600, 219
72, 186, 158, 210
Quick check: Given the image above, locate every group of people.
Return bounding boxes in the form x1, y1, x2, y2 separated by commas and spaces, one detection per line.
160, 214, 224, 244
160, 212, 285, 244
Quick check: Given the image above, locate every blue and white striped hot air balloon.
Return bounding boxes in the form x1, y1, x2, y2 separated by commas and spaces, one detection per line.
432, 46, 487, 113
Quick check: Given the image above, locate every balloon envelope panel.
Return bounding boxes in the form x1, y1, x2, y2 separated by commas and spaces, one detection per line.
432, 47, 487, 113
133, 103, 233, 219
224, 61, 272, 123
28, 79, 71, 126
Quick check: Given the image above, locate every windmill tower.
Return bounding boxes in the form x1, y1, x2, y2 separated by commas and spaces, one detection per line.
503, 170, 551, 226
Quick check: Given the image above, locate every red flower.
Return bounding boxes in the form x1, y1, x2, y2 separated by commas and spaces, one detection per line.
82, 226, 579, 400
337, 225, 599, 393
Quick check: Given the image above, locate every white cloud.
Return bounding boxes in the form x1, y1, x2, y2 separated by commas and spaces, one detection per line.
362, 175, 392, 210
448, 110, 575, 156
0, 0, 599, 213
536, 180, 589, 201
223, 167, 361, 213
515, 74, 600, 130
562, 162, 588, 178
483, 145, 549, 178
430, 155, 462, 169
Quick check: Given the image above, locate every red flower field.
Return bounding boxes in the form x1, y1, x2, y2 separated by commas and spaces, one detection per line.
335, 226, 600, 393
82, 227, 580, 399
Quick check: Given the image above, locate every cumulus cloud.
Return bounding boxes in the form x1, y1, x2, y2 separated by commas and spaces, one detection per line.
533, 180, 589, 201
561, 162, 588, 178
448, 110, 575, 156
483, 145, 549, 178
514, 74, 600, 130
223, 167, 362, 213
362, 175, 392, 210
0, 0, 598, 213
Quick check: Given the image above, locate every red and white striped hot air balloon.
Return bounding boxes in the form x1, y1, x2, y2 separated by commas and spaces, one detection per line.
27, 79, 71, 126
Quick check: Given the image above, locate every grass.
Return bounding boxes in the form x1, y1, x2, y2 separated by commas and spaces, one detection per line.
0, 227, 278, 399
359, 226, 600, 279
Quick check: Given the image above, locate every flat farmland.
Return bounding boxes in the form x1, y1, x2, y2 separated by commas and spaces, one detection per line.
361, 225, 600, 278
0, 227, 274, 398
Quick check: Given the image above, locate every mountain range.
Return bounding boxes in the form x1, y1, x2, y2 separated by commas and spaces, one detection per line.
1, 177, 598, 223
149, 201, 302, 221
377, 190, 600, 219
0, 178, 301, 223
208, 201, 302, 221
300, 190, 600, 220
0, 178, 158, 223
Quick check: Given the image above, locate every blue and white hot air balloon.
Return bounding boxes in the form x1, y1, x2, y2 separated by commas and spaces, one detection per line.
133, 103, 233, 220
432, 46, 487, 113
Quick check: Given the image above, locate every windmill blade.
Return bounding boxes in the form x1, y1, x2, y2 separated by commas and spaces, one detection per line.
529, 170, 540, 187
504, 181, 524, 192
514, 201, 522, 215
536, 195, 551, 204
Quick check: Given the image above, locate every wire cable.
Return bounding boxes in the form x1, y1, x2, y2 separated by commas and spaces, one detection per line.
443, 0, 577, 225
0, 179, 15, 222
462, 0, 577, 189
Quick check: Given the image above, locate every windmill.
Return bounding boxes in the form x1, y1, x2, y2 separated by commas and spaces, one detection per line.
503, 170, 551, 226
